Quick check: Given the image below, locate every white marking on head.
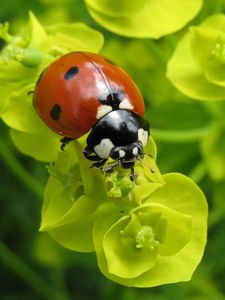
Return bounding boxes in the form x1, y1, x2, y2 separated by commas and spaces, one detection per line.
138, 128, 148, 146
119, 150, 126, 158
132, 147, 138, 156
94, 138, 114, 158
119, 98, 134, 110
96, 105, 112, 119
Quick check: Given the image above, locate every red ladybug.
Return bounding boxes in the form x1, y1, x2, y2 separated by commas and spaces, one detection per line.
33, 52, 150, 180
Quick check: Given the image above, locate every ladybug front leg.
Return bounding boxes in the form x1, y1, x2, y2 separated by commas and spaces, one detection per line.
130, 167, 135, 181
90, 159, 107, 169
83, 148, 108, 169
102, 160, 121, 174
83, 148, 104, 161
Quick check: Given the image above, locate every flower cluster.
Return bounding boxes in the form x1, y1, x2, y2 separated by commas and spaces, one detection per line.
40, 138, 207, 287
85, 0, 203, 38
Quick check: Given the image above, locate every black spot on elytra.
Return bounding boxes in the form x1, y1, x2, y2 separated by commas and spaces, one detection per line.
50, 104, 61, 120
64, 66, 79, 80
98, 89, 125, 109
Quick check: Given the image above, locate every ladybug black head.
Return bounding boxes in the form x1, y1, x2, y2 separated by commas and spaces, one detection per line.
110, 142, 143, 168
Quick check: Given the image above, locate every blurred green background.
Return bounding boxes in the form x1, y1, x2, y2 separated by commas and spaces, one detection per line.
1, 0, 225, 299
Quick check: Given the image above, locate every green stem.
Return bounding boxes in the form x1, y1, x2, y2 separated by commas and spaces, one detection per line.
188, 161, 207, 184
0, 139, 44, 199
202, 102, 224, 118
212, 0, 224, 13
151, 126, 212, 143
0, 241, 69, 300
193, 275, 225, 300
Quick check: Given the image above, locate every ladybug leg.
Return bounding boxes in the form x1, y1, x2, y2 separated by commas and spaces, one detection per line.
83, 148, 108, 169
90, 159, 107, 169
60, 137, 74, 151
83, 148, 104, 162
129, 167, 135, 181
102, 160, 121, 174
27, 90, 34, 96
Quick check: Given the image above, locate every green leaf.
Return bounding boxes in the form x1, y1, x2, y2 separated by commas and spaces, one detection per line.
205, 64, 225, 88
0, 22, 13, 44
48, 212, 96, 252
45, 194, 100, 252
1, 85, 47, 133
0, 59, 37, 113
28, 11, 48, 48
85, 0, 203, 38
131, 181, 163, 205
93, 202, 131, 275
85, 0, 148, 17
40, 141, 107, 252
10, 129, 60, 162
46, 22, 104, 54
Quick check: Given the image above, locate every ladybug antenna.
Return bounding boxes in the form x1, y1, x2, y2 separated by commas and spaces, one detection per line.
141, 155, 155, 174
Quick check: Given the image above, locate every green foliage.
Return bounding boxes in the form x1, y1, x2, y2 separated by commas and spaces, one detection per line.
85, 0, 203, 38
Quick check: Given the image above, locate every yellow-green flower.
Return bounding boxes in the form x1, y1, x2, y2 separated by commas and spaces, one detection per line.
94, 173, 207, 287
167, 14, 225, 101
40, 139, 207, 287
85, 0, 203, 38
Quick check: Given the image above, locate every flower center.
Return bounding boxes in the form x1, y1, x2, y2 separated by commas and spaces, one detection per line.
135, 226, 159, 250
211, 40, 225, 64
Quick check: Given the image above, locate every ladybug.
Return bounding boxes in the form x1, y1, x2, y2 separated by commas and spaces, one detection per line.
33, 52, 150, 180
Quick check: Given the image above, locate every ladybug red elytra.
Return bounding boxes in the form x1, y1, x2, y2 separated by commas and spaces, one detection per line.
33, 51, 150, 180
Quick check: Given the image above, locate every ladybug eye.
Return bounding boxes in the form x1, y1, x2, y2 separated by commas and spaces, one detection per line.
110, 148, 118, 159
119, 150, 126, 158
132, 147, 139, 156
